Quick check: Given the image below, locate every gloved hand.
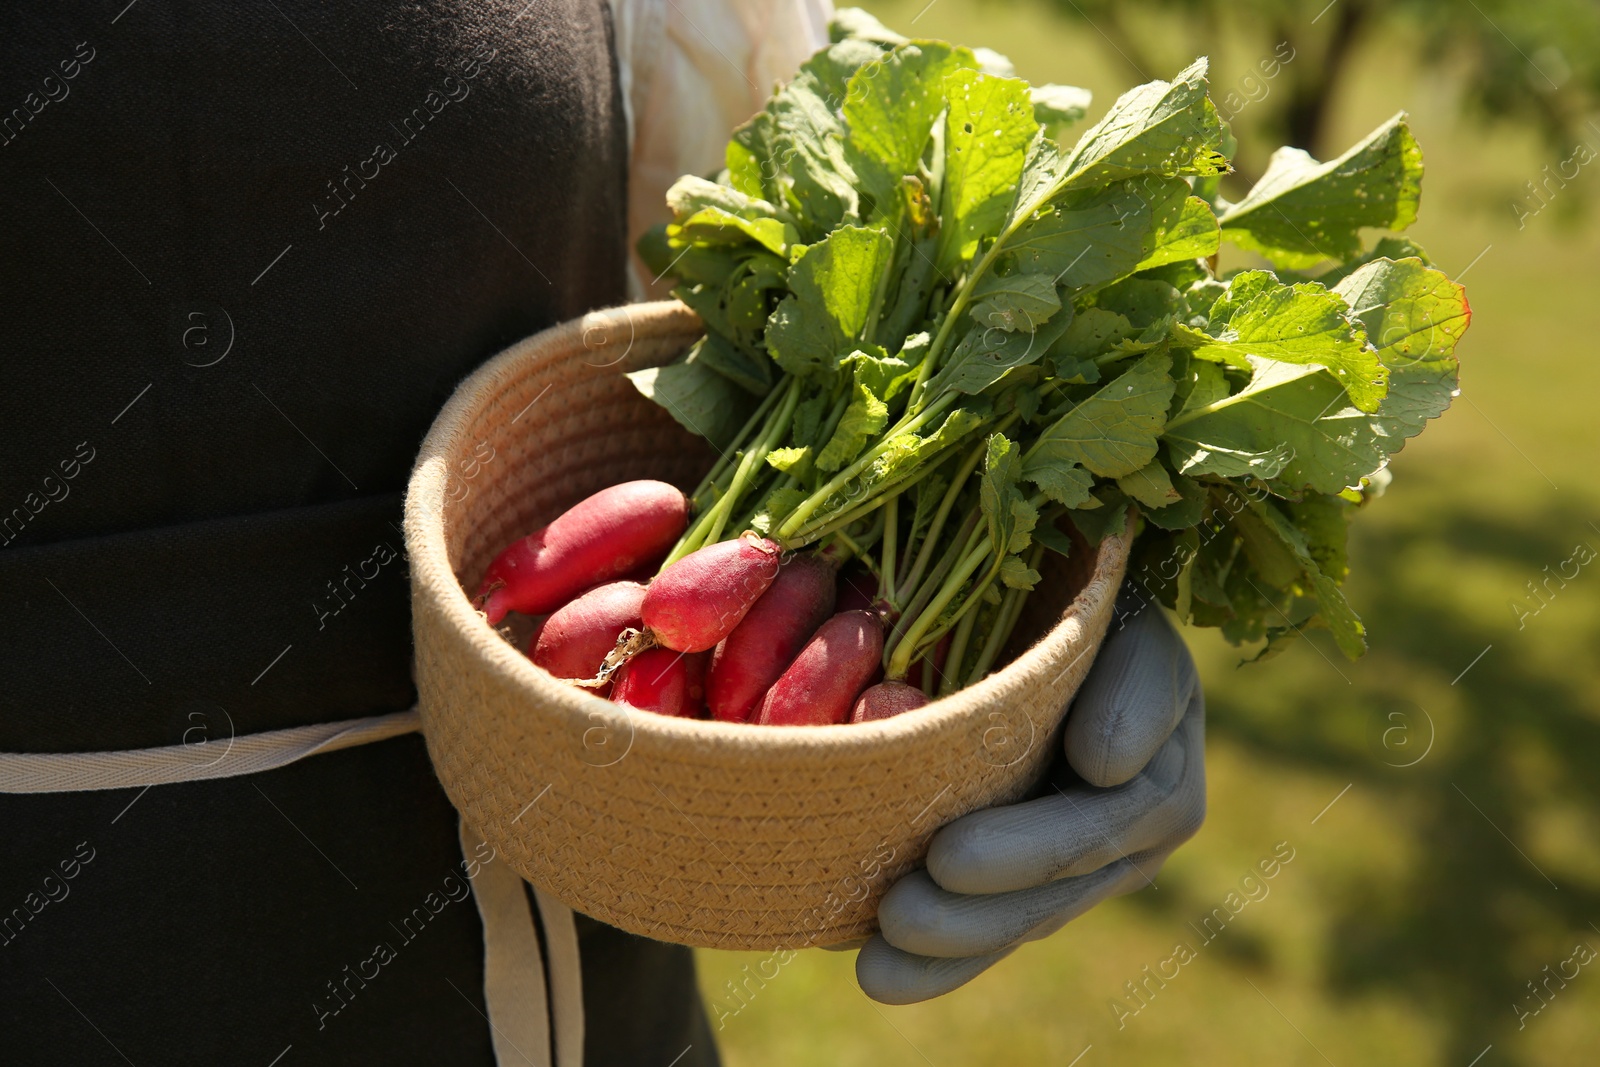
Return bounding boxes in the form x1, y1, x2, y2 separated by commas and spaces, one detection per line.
856, 592, 1206, 1003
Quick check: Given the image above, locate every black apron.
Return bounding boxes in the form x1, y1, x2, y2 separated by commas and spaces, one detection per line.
0, 3, 717, 1063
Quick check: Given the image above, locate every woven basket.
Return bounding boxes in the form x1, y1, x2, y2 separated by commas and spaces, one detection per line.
405, 300, 1132, 950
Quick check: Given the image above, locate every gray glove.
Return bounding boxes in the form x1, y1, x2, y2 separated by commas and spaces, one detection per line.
857, 595, 1206, 1003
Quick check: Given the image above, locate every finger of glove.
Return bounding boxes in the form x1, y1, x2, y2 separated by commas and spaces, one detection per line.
1065, 598, 1198, 787
926, 699, 1206, 894
878, 860, 1140, 958
855, 935, 1016, 1004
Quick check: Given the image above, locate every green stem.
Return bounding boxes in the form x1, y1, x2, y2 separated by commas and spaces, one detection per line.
888, 534, 991, 680
690, 378, 788, 506
897, 440, 984, 599
964, 542, 1044, 686
908, 162, 1079, 411
705, 379, 800, 545
939, 603, 981, 697
907, 555, 1000, 675
787, 435, 965, 547
884, 509, 980, 671
880, 493, 899, 603
666, 378, 799, 566
775, 393, 956, 541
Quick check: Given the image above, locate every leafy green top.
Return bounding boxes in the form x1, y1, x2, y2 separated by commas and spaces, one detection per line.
631, 6, 1470, 665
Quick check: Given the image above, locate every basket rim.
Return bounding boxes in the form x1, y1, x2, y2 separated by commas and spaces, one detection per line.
404, 300, 1131, 753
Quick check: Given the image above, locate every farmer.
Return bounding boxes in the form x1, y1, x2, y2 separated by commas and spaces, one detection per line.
0, 1, 1204, 1063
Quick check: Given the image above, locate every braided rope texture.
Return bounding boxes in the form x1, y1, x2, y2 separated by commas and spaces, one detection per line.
404, 301, 1132, 950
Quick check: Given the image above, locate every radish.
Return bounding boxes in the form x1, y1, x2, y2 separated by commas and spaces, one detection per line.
642, 535, 782, 652
530, 581, 646, 681
834, 565, 878, 615
756, 610, 884, 727
682, 650, 710, 718
611, 647, 696, 717
850, 681, 930, 723
475, 480, 687, 624
708, 554, 837, 723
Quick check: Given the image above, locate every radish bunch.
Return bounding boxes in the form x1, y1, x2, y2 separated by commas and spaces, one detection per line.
475, 481, 934, 725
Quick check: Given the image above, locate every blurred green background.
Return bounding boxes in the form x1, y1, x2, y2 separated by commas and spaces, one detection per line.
697, 1, 1600, 1064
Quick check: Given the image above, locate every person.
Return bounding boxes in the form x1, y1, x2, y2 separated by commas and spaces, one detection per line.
0, 1, 1205, 1062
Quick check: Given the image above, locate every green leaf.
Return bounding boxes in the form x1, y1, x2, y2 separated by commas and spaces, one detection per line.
871, 406, 990, 486
723, 257, 788, 349
1176, 271, 1386, 413
1246, 499, 1367, 658
1000, 554, 1042, 589
1136, 194, 1220, 271
626, 347, 758, 452
1117, 459, 1183, 508
844, 42, 970, 209
1031, 83, 1092, 129
937, 69, 1040, 273
816, 377, 890, 471
980, 434, 1034, 558
1026, 350, 1175, 479
1166, 256, 1470, 496
1058, 58, 1229, 190
969, 272, 1062, 331
1006, 180, 1157, 290
694, 332, 774, 396
791, 393, 832, 450
1095, 277, 1181, 330
1028, 461, 1095, 508
1143, 472, 1208, 530
933, 305, 1074, 395
766, 446, 811, 473
749, 487, 809, 536
765, 226, 894, 378
1217, 114, 1424, 269
770, 59, 864, 235
1169, 353, 1229, 423
909, 469, 951, 547
1067, 488, 1131, 545
1287, 494, 1352, 582
1009, 134, 1070, 230
830, 7, 907, 45
1163, 358, 1383, 494
1032, 518, 1077, 557
1331, 256, 1468, 440
675, 206, 796, 257
843, 347, 914, 401
1052, 307, 1131, 364
667, 175, 784, 223
727, 111, 778, 201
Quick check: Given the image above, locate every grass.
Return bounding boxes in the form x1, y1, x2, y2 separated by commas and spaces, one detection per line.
697, 4, 1600, 1064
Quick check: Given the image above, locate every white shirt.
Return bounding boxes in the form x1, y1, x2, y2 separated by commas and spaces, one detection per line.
608, 0, 834, 298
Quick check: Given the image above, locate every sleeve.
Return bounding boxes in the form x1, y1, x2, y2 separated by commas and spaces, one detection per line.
608, 0, 834, 300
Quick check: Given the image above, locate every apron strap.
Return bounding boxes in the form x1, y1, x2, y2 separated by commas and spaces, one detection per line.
0, 711, 581, 1067
0, 710, 422, 793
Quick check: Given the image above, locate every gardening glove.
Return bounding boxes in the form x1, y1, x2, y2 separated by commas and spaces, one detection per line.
857, 592, 1206, 1004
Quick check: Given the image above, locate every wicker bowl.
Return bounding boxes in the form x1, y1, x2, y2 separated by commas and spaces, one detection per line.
404, 301, 1131, 950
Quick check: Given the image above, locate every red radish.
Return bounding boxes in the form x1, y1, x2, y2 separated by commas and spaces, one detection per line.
682, 651, 710, 718
611, 647, 695, 717
756, 610, 884, 727
530, 581, 646, 680
834, 566, 878, 615
708, 554, 837, 723
850, 681, 929, 723
642, 535, 782, 652
475, 480, 687, 624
